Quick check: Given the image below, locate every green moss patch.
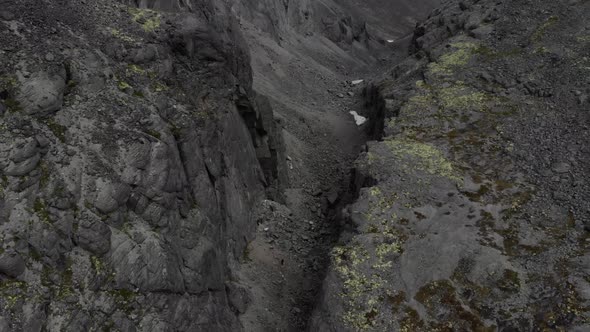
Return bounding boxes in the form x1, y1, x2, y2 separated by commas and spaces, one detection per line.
531, 16, 559, 42
39, 161, 50, 188
415, 280, 494, 331
33, 198, 52, 224
57, 261, 74, 300
497, 269, 520, 293
45, 118, 67, 143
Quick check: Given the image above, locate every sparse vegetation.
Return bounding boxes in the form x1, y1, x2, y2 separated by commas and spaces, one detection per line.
384, 138, 460, 181
118, 80, 132, 91
45, 118, 67, 142
127, 64, 145, 75
109, 28, 138, 43
39, 161, 50, 188
428, 42, 478, 75
33, 198, 52, 224
145, 128, 161, 139
128, 7, 161, 32
531, 16, 559, 42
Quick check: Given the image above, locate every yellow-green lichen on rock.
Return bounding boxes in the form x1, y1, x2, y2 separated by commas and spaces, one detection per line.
129, 7, 161, 32
438, 83, 492, 111
369, 186, 398, 213
109, 28, 138, 43
332, 243, 389, 330
118, 80, 132, 91
331, 206, 409, 331
395, 79, 497, 134
126, 64, 145, 76
384, 138, 460, 182
0, 280, 27, 310
372, 241, 401, 270
428, 42, 478, 76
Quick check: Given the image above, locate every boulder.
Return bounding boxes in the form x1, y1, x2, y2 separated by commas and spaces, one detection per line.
0, 250, 25, 277
17, 70, 66, 116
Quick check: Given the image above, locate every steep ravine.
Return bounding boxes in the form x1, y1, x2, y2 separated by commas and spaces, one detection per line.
0, 0, 439, 330
230, 1, 442, 331
7, 0, 560, 331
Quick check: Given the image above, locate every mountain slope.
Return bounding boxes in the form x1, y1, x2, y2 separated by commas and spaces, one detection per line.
311, 0, 590, 330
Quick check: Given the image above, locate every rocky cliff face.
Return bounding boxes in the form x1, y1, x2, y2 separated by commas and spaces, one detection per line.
232, 0, 440, 61
0, 0, 285, 330
3, 0, 587, 331
311, 0, 590, 330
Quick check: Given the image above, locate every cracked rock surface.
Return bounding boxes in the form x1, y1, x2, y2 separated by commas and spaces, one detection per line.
311, 0, 590, 331
0, 0, 285, 330
3, 0, 589, 331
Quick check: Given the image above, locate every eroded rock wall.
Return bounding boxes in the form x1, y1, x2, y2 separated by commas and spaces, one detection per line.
0, 0, 284, 330
232, 0, 440, 53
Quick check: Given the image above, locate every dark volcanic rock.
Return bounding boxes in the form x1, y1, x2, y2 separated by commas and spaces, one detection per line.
0, 251, 26, 278
0, 0, 285, 330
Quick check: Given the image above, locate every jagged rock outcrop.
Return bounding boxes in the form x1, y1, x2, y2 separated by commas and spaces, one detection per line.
232, 0, 440, 58
311, 0, 590, 330
0, 0, 285, 330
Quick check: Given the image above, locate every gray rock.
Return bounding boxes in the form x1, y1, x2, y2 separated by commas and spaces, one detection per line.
111, 311, 137, 332
75, 216, 112, 255
0, 316, 9, 331
552, 162, 571, 173
94, 181, 130, 214
470, 25, 494, 39
17, 70, 66, 115
465, 12, 483, 30
4, 153, 40, 176
226, 282, 251, 314
326, 190, 339, 205
22, 302, 45, 332
35, 135, 50, 148
0, 250, 26, 277
9, 139, 39, 163
132, 45, 158, 63
0, 11, 15, 21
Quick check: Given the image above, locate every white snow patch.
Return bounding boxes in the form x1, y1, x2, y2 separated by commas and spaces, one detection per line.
351, 79, 364, 85
349, 111, 367, 126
